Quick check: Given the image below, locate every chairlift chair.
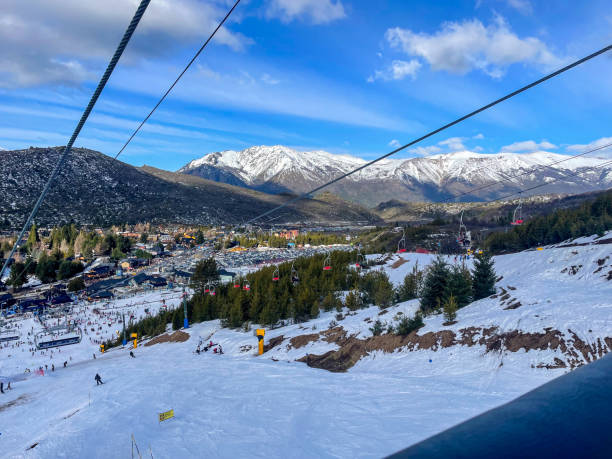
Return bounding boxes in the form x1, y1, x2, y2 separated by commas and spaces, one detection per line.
323, 253, 332, 271
209, 284, 216, 296
272, 266, 280, 282
457, 210, 471, 249
397, 228, 407, 253
511, 198, 524, 226
355, 250, 365, 269
243, 282, 251, 291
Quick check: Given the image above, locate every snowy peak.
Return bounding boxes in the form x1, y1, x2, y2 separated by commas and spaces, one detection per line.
178, 145, 612, 207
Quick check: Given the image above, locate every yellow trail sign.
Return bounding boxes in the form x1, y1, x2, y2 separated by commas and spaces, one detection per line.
159, 409, 174, 422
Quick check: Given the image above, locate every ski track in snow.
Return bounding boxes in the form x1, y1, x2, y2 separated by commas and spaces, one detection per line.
0, 236, 611, 458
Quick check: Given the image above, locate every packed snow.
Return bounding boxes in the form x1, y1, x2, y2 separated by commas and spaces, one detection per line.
1, 238, 611, 458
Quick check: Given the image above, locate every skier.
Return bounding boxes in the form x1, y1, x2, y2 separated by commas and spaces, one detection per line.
95, 373, 103, 385
63, 361, 67, 368
1, 381, 4, 394
129, 351, 135, 358
93, 353, 96, 359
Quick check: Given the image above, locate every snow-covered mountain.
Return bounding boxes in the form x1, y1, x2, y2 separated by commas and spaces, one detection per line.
178, 145, 612, 207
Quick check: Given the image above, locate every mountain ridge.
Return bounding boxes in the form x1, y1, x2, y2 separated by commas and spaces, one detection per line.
178, 145, 612, 207
0, 147, 380, 228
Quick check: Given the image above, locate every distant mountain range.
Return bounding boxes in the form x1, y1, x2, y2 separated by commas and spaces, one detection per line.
178, 145, 612, 207
0, 147, 379, 228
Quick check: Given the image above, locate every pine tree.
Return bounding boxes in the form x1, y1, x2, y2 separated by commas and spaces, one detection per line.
190, 258, 220, 293
396, 262, 423, 302
369, 319, 384, 336
310, 301, 320, 319
443, 294, 458, 324
447, 265, 472, 308
472, 251, 497, 300
345, 289, 363, 311
420, 256, 450, 314
373, 273, 395, 308
26, 223, 40, 251
8, 262, 27, 290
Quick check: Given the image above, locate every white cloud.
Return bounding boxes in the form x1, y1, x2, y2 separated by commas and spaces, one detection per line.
265, 0, 346, 24
501, 140, 557, 152
506, 0, 533, 15
384, 16, 564, 78
370, 59, 422, 81
389, 139, 401, 148
473, 133, 484, 139
261, 73, 281, 85
0, 0, 251, 87
566, 137, 612, 157
438, 137, 467, 150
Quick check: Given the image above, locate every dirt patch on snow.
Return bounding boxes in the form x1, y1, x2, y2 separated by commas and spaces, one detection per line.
263, 335, 284, 352
288, 333, 320, 349
144, 330, 190, 346
390, 257, 409, 269
297, 324, 611, 372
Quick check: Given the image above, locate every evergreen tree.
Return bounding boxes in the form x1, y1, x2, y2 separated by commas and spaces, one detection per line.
345, 289, 363, 311
190, 258, 220, 293
369, 319, 384, 336
310, 301, 320, 319
229, 297, 243, 327
395, 313, 424, 336
447, 264, 472, 308
443, 294, 458, 324
68, 277, 85, 292
110, 247, 125, 261
472, 251, 497, 300
396, 263, 424, 302
8, 262, 27, 290
373, 273, 394, 308
26, 223, 40, 251
420, 256, 450, 314
195, 229, 205, 244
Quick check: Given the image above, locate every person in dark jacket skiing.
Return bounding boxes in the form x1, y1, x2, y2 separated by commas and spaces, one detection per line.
129, 351, 135, 358
95, 373, 103, 385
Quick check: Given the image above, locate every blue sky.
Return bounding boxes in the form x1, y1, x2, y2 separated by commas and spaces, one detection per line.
0, 0, 611, 170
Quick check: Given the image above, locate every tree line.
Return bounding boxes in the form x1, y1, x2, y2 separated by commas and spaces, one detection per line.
106, 249, 497, 348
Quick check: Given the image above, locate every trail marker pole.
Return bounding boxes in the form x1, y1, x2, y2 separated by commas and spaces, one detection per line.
182, 288, 188, 329
122, 313, 127, 346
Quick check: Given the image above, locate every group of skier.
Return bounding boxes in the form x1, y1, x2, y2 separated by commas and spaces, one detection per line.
195, 340, 223, 355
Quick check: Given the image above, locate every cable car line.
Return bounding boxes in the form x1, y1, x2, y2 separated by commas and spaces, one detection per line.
0, 0, 152, 280
113, 0, 242, 161
245, 45, 612, 225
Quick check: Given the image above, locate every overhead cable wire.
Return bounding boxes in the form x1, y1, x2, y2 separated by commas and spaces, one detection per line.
0, 0, 151, 279
246, 44, 612, 225
113, 0, 242, 161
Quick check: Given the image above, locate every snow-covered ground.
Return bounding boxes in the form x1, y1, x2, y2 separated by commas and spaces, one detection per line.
1, 237, 611, 458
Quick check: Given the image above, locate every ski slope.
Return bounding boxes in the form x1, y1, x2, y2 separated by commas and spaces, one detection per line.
1, 237, 611, 458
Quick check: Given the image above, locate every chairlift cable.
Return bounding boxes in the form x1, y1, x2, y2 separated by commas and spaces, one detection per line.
113, 0, 242, 161
0, 0, 152, 280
